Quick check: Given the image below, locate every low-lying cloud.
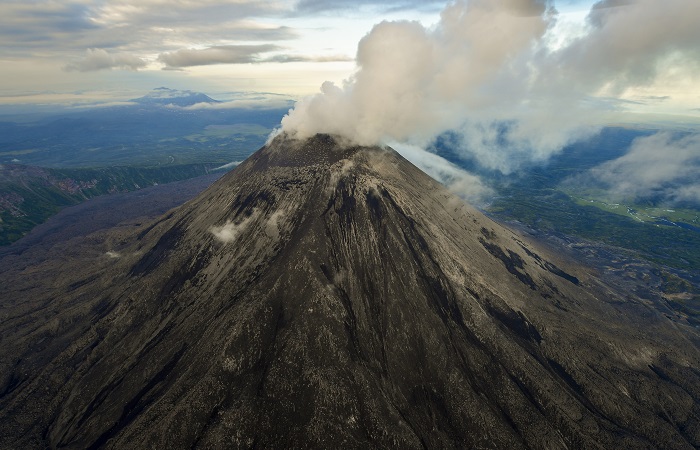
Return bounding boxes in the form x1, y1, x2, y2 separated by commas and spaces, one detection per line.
390, 142, 493, 204
570, 132, 700, 205
278, 0, 700, 173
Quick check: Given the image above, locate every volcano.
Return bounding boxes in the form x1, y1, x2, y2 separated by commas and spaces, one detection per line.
1, 134, 699, 449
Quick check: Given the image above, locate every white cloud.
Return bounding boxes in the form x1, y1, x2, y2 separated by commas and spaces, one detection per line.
572, 132, 700, 204
265, 209, 286, 239
157, 44, 354, 69
3, 0, 699, 139
158, 45, 281, 68
64, 48, 147, 72
550, 0, 700, 94
294, 0, 445, 14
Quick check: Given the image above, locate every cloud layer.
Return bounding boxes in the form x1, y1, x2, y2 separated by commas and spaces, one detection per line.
278, 0, 700, 172
573, 132, 700, 205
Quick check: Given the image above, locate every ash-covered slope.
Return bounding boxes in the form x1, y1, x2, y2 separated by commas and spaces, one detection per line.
1, 134, 699, 449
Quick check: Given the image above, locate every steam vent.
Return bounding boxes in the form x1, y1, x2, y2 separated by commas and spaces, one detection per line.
1, 134, 699, 449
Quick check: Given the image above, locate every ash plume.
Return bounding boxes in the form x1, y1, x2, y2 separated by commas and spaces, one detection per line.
276, 0, 700, 174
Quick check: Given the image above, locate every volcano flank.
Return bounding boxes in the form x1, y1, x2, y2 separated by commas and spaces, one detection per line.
1, 134, 699, 449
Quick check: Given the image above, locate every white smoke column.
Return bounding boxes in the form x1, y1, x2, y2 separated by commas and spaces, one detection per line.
281, 0, 552, 147
278, 0, 700, 173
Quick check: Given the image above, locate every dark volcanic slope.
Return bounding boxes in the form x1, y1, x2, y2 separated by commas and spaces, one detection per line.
1, 134, 700, 449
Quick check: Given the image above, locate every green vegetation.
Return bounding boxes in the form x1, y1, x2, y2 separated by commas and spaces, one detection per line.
0, 102, 285, 245
0, 164, 214, 245
489, 191, 700, 271
567, 192, 700, 227
488, 177, 700, 323
467, 127, 700, 273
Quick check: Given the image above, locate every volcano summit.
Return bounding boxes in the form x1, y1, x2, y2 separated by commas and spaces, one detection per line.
1, 134, 699, 449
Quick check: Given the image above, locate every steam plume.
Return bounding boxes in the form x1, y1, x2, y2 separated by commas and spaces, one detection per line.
277, 0, 700, 173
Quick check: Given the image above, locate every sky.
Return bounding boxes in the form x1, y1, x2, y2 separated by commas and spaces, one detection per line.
0, 0, 443, 106
2, 0, 698, 117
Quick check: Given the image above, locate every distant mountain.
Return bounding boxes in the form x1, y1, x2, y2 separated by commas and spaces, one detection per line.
0, 94, 284, 168
1, 134, 699, 448
130, 87, 222, 107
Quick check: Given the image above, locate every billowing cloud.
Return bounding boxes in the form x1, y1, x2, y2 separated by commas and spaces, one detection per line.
158, 45, 281, 68
571, 132, 700, 205
278, 0, 700, 173
278, 0, 578, 169
64, 48, 147, 72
